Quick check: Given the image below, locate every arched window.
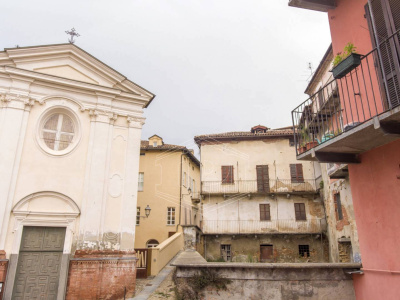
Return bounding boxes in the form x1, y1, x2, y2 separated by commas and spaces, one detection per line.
146, 239, 159, 248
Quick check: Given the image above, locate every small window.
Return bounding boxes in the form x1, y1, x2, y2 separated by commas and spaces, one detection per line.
153, 141, 157, 147
290, 164, 304, 183
299, 245, 310, 257
193, 179, 196, 193
183, 172, 187, 186
138, 173, 144, 192
147, 239, 159, 248
136, 207, 140, 225
259, 204, 271, 221
294, 203, 307, 221
167, 207, 176, 225
334, 193, 343, 221
140, 153, 145, 156
221, 245, 231, 261
289, 139, 295, 147
221, 166, 234, 183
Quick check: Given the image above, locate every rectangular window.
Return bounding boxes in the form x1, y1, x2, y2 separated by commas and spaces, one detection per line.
221, 245, 231, 262
138, 173, 144, 191
193, 180, 196, 193
256, 165, 270, 192
290, 164, 304, 183
221, 166, 234, 183
259, 204, 271, 221
334, 193, 343, 221
189, 176, 192, 190
183, 172, 186, 186
136, 207, 140, 225
294, 203, 307, 221
289, 139, 295, 147
167, 207, 176, 225
260, 244, 273, 262
299, 245, 310, 257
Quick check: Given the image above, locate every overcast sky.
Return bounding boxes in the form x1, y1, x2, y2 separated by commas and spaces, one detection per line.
0, 0, 331, 151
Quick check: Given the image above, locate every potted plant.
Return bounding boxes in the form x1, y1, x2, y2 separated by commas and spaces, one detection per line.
332, 43, 362, 79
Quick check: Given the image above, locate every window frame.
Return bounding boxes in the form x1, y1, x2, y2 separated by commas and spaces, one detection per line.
290, 164, 304, 183
167, 207, 176, 225
299, 245, 310, 257
136, 207, 140, 225
138, 172, 144, 192
334, 193, 343, 221
221, 244, 231, 262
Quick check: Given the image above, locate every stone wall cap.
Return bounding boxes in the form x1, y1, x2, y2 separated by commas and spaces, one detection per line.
172, 262, 362, 269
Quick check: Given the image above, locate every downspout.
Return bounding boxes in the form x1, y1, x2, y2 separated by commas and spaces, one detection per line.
176, 152, 184, 232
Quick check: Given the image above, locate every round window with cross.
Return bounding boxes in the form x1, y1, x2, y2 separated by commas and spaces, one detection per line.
37, 107, 81, 156
42, 113, 75, 151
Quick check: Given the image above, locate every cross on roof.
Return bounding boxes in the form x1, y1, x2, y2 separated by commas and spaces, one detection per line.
65, 28, 80, 44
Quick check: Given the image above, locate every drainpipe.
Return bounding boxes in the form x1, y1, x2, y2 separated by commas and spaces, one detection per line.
176, 152, 185, 233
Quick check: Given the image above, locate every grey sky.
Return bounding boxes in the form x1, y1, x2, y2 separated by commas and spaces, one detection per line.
0, 0, 331, 151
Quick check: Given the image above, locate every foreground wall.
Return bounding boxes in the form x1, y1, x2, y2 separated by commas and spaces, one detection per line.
174, 258, 359, 300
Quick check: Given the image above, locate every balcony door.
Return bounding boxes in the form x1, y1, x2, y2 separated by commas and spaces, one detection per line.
366, 0, 400, 109
256, 165, 270, 193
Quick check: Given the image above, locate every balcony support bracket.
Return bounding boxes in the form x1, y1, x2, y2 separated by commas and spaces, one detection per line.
314, 152, 360, 164
379, 121, 400, 135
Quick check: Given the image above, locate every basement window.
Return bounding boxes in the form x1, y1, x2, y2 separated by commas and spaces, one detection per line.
299, 245, 310, 257
221, 245, 231, 262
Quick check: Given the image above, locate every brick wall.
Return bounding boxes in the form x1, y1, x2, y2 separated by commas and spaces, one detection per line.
0, 251, 8, 300
66, 250, 137, 300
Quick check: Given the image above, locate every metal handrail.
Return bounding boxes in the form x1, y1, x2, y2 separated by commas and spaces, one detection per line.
291, 28, 400, 155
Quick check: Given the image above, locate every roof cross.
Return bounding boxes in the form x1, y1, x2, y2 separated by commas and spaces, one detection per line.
65, 28, 80, 44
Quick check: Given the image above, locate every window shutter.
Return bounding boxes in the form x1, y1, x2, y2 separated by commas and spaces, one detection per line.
295, 203, 306, 221
222, 166, 234, 183
366, 0, 400, 108
259, 204, 271, 221
256, 165, 270, 192
290, 164, 304, 183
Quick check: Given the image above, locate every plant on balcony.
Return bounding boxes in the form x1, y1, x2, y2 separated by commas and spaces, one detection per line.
332, 43, 362, 79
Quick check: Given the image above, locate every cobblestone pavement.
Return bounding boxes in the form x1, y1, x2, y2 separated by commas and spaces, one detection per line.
147, 271, 175, 299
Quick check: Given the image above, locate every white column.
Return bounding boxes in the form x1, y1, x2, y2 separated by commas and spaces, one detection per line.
79, 110, 113, 249
0, 95, 34, 249
119, 117, 144, 250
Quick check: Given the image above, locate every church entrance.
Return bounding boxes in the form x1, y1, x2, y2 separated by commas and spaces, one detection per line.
12, 226, 66, 300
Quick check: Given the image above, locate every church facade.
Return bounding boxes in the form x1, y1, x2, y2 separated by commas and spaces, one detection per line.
0, 44, 154, 299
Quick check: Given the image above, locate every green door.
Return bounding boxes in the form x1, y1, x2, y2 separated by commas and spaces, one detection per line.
12, 227, 66, 300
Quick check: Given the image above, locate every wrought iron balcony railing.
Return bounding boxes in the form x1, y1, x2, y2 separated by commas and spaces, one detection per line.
292, 29, 400, 162
201, 219, 326, 234
201, 179, 317, 195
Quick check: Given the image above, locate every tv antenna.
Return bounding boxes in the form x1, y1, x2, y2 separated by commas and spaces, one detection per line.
65, 28, 80, 44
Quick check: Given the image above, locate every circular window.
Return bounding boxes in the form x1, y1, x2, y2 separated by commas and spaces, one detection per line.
37, 108, 81, 156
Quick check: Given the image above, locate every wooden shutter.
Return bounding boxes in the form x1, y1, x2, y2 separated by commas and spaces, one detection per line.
256, 165, 270, 192
290, 164, 304, 183
260, 245, 273, 262
294, 203, 306, 221
221, 166, 234, 183
259, 204, 271, 221
366, 0, 400, 108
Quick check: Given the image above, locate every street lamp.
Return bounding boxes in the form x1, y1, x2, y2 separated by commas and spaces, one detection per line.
145, 205, 151, 218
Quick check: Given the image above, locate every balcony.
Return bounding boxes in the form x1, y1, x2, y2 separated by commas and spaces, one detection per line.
288, 0, 336, 12
327, 163, 348, 179
292, 30, 400, 163
201, 179, 317, 195
190, 192, 201, 203
201, 219, 326, 235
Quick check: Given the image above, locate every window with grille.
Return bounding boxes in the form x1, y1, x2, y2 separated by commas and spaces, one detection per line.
290, 164, 304, 183
136, 207, 140, 225
221, 166, 234, 183
167, 207, 175, 225
42, 113, 75, 151
294, 203, 307, 221
221, 245, 231, 261
138, 173, 144, 192
299, 245, 310, 257
259, 204, 271, 221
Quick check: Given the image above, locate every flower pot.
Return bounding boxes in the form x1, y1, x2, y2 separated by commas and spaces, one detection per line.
332, 53, 362, 79
297, 146, 306, 154
305, 141, 318, 150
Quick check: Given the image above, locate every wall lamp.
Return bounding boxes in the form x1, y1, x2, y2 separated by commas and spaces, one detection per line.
140, 205, 151, 218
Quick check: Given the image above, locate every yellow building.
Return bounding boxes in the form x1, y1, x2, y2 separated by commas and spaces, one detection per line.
135, 135, 201, 248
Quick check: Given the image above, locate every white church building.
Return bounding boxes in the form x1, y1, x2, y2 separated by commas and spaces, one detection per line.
0, 43, 154, 299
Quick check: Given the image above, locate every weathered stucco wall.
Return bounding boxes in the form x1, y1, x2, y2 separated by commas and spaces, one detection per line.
204, 234, 328, 263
